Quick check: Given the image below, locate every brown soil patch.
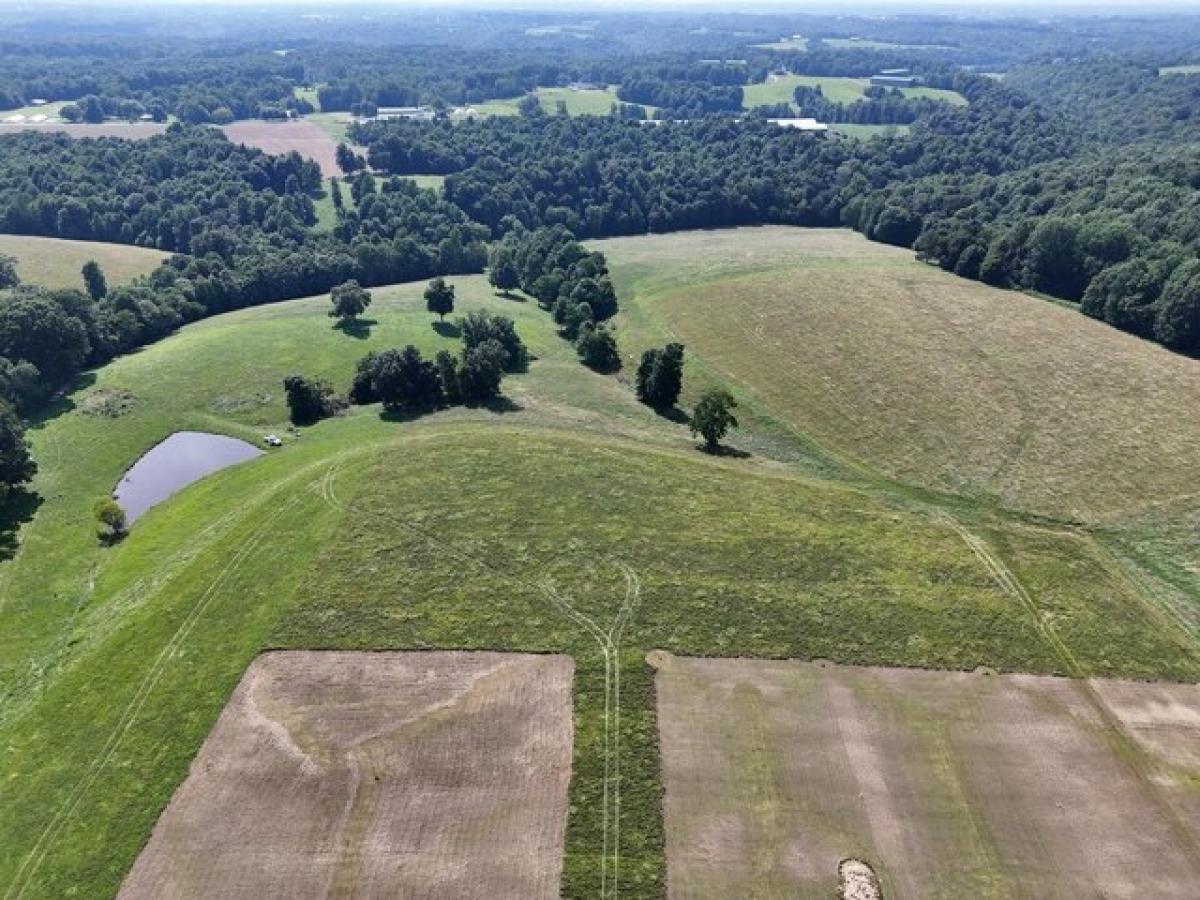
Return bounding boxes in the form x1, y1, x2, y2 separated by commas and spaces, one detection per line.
221, 120, 344, 177
656, 656, 1200, 899
120, 651, 574, 899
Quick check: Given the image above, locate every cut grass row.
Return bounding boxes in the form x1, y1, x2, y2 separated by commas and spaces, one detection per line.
600, 227, 1200, 524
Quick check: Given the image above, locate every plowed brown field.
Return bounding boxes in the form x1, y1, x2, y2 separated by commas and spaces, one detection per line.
653, 653, 1200, 899
221, 120, 344, 176
119, 651, 574, 899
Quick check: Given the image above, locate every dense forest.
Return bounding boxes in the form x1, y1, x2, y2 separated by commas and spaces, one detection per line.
2, 8, 1200, 499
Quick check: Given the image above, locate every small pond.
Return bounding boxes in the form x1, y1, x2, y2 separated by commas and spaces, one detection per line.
115, 431, 264, 523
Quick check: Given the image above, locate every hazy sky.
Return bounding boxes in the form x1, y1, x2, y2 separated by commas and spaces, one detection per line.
11, 0, 1200, 8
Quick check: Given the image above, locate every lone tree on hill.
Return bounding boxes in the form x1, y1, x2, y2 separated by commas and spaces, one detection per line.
81, 260, 107, 301
425, 277, 455, 321
689, 389, 738, 452
636, 342, 684, 408
329, 279, 372, 326
93, 497, 126, 542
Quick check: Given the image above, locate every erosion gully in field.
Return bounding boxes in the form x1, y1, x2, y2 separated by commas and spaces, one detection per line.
652, 653, 1200, 900
120, 651, 574, 899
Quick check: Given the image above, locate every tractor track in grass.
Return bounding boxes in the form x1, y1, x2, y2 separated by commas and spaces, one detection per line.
3, 482, 312, 900
943, 514, 1200, 861
320, 458, 642, 897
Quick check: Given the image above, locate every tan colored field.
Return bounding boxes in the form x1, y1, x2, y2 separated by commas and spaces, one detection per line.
120, 651, 574, 899
221, 120, 345, 177
0, 233, 167, 289
603, 227, 1200, 522
0, 122, 167, 138
653, 653, 1200, 900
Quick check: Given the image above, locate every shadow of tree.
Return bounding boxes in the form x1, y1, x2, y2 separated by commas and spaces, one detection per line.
333, 318, 378, 339
432, 320, 461, 338
652, 405, 690, 425
474, 395, 522, 415
697, 443, 752, 459
0, 488, 43, 562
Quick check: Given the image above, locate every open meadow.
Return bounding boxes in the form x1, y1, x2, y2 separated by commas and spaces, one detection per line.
0, 235, 167, 290
742, 75, 965, 109
1, 228, 1198, 898
458, 86, 632, 118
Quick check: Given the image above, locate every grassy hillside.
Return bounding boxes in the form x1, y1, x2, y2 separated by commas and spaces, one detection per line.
1, 228, 1197, 898
0, 234, 167, 290
601, 227, 1200, 523
742, 75, 965, 109
459, 86, 634, 118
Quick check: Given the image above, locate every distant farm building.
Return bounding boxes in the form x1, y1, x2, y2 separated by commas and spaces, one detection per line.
767, 117, 829, 133
880, 68, 911, 77
870, 75, 919, 88
373, 106, 434, 121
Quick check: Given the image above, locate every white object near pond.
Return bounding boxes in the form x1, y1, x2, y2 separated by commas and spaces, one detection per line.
114, 431, 263, 523
264, 434, 283, 447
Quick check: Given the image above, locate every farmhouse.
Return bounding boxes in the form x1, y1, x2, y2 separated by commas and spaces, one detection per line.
871, 74, 919, 87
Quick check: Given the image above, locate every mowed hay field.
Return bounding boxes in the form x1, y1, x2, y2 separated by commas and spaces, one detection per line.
2, 229, 1200, 898
603, 227, 1200, 523
121, 651, 574, 900
0, 234, 167, 289
742, 75, 965, 109
220, 120, 345, 177
654, 655, 1200, 899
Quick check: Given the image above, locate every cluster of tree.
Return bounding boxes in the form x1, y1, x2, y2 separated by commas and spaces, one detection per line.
792, 85, 944, 125
0, 49, 307, 123
1005, 59, 1200, 144
616, 80, 743, 117
0, 128, 320, 253
486, 224, 622, 370
283, 374, 346, 425
350, 309, 526, 411
866, 141, 1200, 353
0, 130, 493, 406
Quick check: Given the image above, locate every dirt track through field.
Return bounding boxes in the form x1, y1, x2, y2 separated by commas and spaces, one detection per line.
654, 655, 1200, 899
119, 651, 574, 899
318, 460, 641, 897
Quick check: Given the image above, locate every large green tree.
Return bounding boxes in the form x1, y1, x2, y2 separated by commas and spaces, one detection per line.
0, 401, 36, 502
689, 389, 739, 451
636, 342, 684, 408
329, 279, 372, 325
424, 277, 455, 321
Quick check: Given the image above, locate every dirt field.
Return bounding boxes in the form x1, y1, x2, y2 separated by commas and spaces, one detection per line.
652, 653, 1200, 899
119, 651, 574, 899
221, 120, 344, 177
